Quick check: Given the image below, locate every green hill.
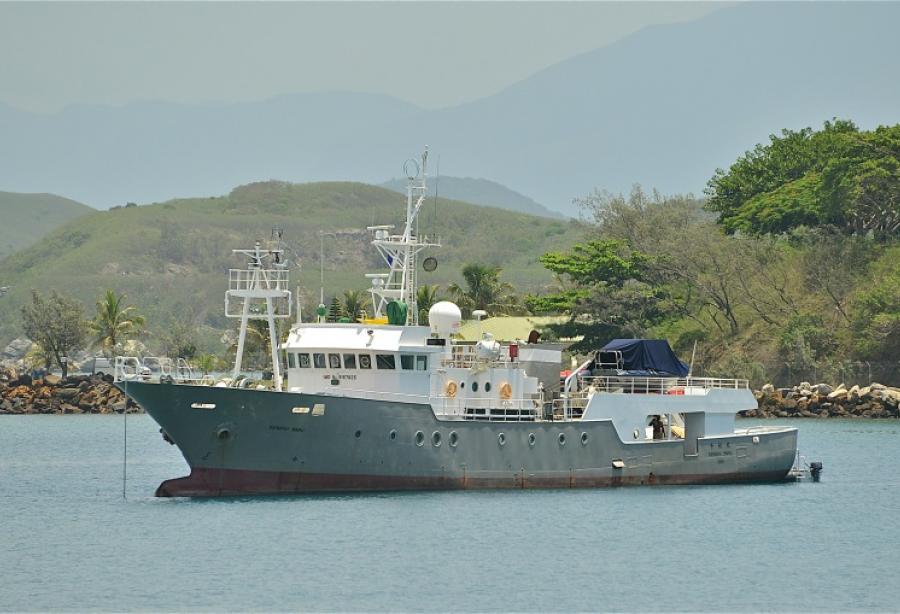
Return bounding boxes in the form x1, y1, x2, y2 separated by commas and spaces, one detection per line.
0, 181, 580, 348
0, 191, 93, 259
380, 176, 563, 219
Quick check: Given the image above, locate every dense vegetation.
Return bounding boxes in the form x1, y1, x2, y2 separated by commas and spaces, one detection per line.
706, 120, 900, 237
530, 121, 900, 386
0, 181, 578, 352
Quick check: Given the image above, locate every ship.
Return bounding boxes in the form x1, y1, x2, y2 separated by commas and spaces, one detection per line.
116, 148, 799, 497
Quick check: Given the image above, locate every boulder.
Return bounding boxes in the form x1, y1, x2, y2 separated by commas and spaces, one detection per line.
1, 338, 32, 360
54, 387, 80, 399
761, 383, 775, 395
815, 383, 833, 395
882, 389, 900, 406
43, 374, 61, 386
827, 388, 848, 400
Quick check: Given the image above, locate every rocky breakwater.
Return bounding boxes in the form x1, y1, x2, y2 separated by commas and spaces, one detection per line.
743, 382, 900, 419
0, 368, 141, 415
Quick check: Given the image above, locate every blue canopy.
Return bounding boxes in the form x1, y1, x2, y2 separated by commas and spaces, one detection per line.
598, 339, 689, 377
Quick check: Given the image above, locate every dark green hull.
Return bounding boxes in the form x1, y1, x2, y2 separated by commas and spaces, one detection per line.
119, 381, 798, 497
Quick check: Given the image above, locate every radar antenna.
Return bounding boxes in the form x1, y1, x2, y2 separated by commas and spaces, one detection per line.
366, 146, 440, 325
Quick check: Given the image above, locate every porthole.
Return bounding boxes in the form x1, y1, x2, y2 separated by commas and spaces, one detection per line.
472, 382, 479, 393
498, 432, 506, 446
432, 431, 442, 447
460, 382, 465, 389
633, 429, 640, 440
415, 431, 425, 447
558, 433, 567, 446
449, 431, 459, 447
528, 433, 536, 446
389, 429, 397, 441
581, 432, 589, 446
354, 430, 362, 439
485, 382, 492, 393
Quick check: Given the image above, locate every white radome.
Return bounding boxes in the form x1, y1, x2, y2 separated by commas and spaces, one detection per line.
428, 301, 462, 336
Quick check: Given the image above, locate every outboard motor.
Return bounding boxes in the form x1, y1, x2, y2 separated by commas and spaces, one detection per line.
809, 461, 823, 482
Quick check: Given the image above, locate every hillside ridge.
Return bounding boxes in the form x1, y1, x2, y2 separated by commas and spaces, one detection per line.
0, 180, 579, 347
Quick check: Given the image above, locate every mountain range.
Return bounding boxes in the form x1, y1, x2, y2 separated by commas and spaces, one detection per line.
0, 2, 897, 216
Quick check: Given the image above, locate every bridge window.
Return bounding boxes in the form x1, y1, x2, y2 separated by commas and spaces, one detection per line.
343, 354, 356, 369
328, 354, 341, 369
359, 354, 372, 369
287, 353, 296, 369
416, 355, 428, 371
313, 353, 326, 369
400, 354, 414, 370
376, 354, 396, 370
298, 353, 311, 368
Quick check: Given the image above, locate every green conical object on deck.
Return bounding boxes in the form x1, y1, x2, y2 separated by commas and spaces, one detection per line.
386, 300, 408, 326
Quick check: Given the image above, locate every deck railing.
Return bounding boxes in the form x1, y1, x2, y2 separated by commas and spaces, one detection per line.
580, 375, 748, 394
114, 356, 210, 385
228, 268, 290, 292
556, 375, 750, 420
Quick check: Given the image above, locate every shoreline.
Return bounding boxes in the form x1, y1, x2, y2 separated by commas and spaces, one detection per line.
0, 369, 141, 415
1, 368, 897, 419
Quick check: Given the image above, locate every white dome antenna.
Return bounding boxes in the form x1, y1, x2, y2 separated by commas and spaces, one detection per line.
429, 301, 461, 337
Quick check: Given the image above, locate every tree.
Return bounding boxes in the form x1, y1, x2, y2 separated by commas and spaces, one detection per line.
850, 262, 900, 361
416, 284, 441, 325
21, 290, 88, 379
327, 296, 346, 322
525, 240, 666, 351
447, 263, 523, 317
192, 352, 220, 376
160, 321, 198, 360
90, 289, 146, 358
705, 120, 900, 237
342, 290, 368, 321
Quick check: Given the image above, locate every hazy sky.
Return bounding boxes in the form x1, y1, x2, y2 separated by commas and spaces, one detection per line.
0, 2, 723, 113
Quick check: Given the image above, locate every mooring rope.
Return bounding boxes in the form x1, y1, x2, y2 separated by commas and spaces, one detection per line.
122, 380, 127, 501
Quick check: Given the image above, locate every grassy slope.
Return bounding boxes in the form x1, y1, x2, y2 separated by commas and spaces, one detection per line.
0, 181, 581, 346
0, 191, 94, 259
380, 177, 563, 219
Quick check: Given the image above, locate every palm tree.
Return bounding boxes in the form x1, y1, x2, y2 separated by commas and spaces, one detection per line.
342, 290, 369, 322
90, 290, 145, 358
447, 263, 525, 317
416, 284, 441, 324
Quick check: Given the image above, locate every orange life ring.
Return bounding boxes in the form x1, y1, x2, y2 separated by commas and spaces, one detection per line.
500, 382, 513, 400
446, 381, 458, 398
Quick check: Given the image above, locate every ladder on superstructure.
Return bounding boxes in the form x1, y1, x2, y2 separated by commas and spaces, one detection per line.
367, 147, 439, 325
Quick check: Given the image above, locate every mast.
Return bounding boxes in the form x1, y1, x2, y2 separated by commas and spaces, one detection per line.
367, 147, 440, 325
225, 236, 292, 391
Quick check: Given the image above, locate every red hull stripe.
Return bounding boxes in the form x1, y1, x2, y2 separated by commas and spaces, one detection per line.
156, 467, 791, 497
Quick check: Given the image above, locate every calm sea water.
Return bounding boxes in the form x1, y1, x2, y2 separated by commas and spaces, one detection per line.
1, 415, 898, 612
